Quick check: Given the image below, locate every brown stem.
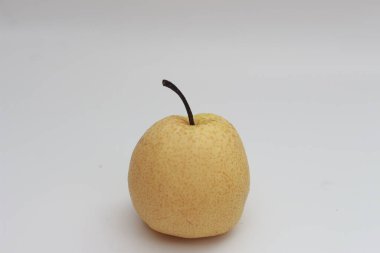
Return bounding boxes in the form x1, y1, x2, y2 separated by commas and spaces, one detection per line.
162, 79, 195, 125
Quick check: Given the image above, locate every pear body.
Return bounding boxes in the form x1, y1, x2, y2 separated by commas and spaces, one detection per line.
128, 113, 250, 238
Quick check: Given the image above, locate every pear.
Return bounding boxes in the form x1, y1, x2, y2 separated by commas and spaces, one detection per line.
128, 80, 250, 238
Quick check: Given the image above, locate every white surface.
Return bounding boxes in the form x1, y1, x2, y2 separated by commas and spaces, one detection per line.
1, 1, 380, 252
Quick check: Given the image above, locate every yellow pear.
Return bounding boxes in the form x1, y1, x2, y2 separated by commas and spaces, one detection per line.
128, 80, 250, 238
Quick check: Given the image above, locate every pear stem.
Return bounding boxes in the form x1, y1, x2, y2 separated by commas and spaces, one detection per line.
162, 79, 195, 125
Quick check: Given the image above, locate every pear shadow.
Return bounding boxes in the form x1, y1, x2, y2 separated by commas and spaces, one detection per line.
111, 202, 234, 249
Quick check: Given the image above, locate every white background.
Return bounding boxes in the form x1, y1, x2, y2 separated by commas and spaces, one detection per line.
1, 1, 379, 252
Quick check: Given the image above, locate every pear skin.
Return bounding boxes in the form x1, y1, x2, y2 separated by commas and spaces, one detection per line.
128, 113, 250, 238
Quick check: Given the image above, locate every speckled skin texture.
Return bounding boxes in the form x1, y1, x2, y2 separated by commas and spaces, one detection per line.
128, 113, 250, 238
